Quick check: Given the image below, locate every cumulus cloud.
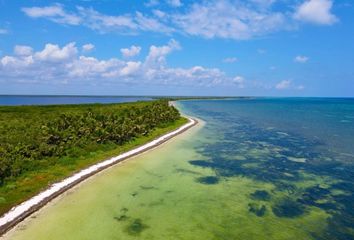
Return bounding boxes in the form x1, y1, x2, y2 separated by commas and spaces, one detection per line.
34, 42, 77, 62
294, 0, 338, 25
14, 45, 33, 56
294, 55, 309, 63
223, 57, 238, 63
82, 43, 95, 52
0, 41, 244, 88
145, 39, 180, 67
120, 45, 141, 58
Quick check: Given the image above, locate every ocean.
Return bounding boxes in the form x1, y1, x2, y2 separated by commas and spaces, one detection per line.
0, 95, 152, 106
4, 98, 354, 240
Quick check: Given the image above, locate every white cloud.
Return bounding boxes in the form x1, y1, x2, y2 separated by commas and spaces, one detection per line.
22, 5, 173, 35
14, 45, 33, 56
82, 43, 95, 52
232, 76, 245, 88
275, 80, 304, 90
167, 0, 182, 7
22, 1, 338, 41
294, 0, 338, 25
294, 55, 309, 63
145, 39, 180, 67
0, 40, 244, 88
145, 0, 160, 7
135, 11, 174, 33
172, 0, 286, 40
34, 42, 78, 62
120, 45, 141, 58
77, 7, 138, 33
223, 57, 238, 63
22, 5, 81, 25
152, 9, 166, 18
275, 80, 291, 89
120, 61, 142, 76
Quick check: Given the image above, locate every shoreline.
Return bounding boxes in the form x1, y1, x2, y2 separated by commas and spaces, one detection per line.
0, 117, 198, 236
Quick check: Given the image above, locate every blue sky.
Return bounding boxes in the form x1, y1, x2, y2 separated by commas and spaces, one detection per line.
0, 0, 353, 96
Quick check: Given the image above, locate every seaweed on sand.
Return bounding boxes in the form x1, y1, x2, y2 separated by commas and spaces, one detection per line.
124, 218, 149, 236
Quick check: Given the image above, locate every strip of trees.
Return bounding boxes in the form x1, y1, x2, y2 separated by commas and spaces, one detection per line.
0, 100, 180, 184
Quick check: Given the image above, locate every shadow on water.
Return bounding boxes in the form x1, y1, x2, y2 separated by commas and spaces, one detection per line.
187, 107, 354, 240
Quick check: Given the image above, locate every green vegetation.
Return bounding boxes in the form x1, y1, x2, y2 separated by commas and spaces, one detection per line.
0, 100, 187, 215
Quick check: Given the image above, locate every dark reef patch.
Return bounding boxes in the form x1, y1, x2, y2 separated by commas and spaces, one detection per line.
250, 190, 271, 201
248, 203, 267, 217
196, 176, 219, 185
187, 106, 354, 239
272, 199, 306, 218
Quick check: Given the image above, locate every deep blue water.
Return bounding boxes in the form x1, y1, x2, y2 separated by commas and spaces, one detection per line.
178, 97, 354, 240
0, 95, 152, 106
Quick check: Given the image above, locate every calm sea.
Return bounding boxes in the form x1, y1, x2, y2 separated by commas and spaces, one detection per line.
0, 95, 152, 106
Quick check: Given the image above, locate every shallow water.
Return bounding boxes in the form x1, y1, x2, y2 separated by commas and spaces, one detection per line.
3, 98, 354, 240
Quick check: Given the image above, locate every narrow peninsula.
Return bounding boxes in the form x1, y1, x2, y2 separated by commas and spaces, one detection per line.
0, 100, 196, 234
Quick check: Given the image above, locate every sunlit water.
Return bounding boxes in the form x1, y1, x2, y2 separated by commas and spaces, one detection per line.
3, 98, 354, 240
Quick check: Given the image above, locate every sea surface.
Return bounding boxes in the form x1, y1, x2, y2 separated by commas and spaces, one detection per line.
3, 98, 354, 240
0, 95, 152, 106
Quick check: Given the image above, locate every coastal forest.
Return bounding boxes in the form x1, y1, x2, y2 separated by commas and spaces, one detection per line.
0, 100, 185, 214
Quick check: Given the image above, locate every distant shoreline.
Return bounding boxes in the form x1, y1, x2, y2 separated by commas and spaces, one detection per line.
0, 117, 198, 236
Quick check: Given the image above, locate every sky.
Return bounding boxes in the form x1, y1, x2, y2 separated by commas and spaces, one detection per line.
0, 0, 353, 97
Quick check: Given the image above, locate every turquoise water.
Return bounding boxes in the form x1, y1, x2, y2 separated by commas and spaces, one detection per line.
4, 98, 354, 240
180, 98, 354, 239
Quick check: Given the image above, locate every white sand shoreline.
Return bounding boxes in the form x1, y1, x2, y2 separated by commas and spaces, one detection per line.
0, 117, 197, 235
